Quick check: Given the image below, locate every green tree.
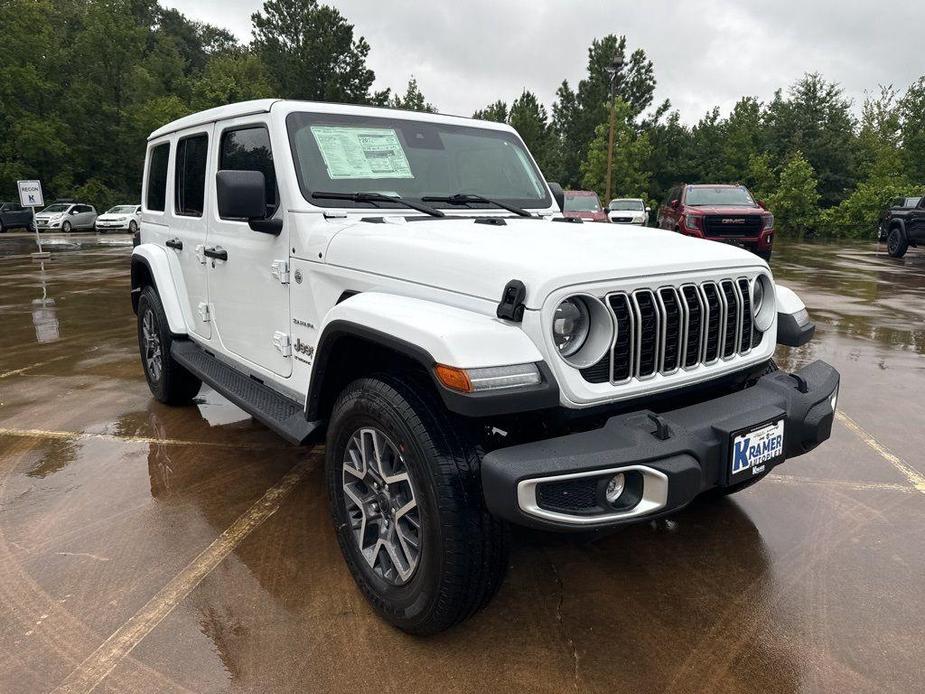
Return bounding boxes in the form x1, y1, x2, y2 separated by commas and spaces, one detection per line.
745, 152, 776, 202
251, 0, 377, 103
768, 151, 820, 235
765, 74, 858, 208
388, 76, 436, 112
508, 90, 555, 174
898, 78, 925, 184
551, 35, 662, 187
472, 100, 509, 123
579, 99, 653, 204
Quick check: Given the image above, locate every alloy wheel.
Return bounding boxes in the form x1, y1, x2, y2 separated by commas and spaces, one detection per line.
142, 309, 163, 382
342, 427, 421, 585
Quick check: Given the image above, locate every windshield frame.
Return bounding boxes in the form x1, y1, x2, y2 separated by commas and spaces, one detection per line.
285, 111, 552, 212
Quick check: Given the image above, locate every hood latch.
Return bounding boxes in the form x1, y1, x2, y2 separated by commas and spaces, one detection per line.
496, 280, 527, 322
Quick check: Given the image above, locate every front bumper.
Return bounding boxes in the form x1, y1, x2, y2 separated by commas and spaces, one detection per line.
481, 360, 839, 530
96, 221, 130, 231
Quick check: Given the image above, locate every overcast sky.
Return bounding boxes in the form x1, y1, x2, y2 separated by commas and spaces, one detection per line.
163, 0, 925, 123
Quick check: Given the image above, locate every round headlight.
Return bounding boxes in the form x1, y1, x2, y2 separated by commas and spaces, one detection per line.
752, 274, 775, 332
553, 298, 590, 357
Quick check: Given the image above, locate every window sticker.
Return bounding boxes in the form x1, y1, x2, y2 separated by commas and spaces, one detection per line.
310, 126, 414, 179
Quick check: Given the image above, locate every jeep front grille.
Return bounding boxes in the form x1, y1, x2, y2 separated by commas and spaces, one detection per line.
581, 277, 761, 385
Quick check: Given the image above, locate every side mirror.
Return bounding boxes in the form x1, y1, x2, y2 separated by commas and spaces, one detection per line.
670, 199, 680, 209
757, 199, 767, 209
645, 206, 651, 213
547, 181, 565, 212
216, 170, 281, 235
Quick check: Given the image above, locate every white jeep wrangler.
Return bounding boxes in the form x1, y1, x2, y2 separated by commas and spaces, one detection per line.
131, 99, 839, 634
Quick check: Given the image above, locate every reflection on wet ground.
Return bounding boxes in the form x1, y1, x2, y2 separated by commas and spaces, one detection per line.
1, 237, 923, 693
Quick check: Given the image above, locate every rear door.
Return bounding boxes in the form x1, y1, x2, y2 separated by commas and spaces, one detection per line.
206, 119, 291, 378
911, 198, 925, 243
170, 128, 213, 339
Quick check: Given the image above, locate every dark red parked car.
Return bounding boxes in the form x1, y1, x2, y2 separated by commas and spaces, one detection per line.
657, 184, 774, 260
563, 190, 610, 223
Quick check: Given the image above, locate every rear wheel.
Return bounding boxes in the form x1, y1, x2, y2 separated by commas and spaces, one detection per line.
326, 375, 508, 634
887, 227, 908, 258
129, 220, 138, 234
137, 286, 201, 405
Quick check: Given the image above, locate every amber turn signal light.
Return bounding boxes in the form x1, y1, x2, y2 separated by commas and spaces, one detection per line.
434, 364, 472, 393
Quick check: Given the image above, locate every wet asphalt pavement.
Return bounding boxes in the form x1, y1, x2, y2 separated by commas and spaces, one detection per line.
0, 232, 923, 693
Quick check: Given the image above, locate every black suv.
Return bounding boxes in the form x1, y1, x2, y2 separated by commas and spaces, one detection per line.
880, 196, 925, 257
0, 202, 34, 232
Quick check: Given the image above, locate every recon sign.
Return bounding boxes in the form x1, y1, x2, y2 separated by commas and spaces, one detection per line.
17, 180, 44, 208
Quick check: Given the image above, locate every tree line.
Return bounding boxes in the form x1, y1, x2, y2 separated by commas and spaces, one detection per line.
2, 0, 922, 237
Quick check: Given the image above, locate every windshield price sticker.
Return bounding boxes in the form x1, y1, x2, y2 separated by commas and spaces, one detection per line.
311, 126, 414, 180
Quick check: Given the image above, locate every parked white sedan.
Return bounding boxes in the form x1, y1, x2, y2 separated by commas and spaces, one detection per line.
95, 205, 141, 233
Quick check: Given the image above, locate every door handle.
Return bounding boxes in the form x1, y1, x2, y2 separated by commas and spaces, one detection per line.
165, 238, 183, 250
203, 246, 227, 261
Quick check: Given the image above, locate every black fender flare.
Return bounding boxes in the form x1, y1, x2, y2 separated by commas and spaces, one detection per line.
305, 320, 559, 421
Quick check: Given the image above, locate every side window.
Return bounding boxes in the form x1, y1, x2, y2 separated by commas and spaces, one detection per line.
175, 133, 209, 217
219, 126, 278, 217
146, 143, 170, 212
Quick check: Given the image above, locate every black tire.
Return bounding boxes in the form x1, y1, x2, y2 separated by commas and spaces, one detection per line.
137, 286, 201, 405
326, 375, 508, 634
62, 220, 71, 233
887, 227, 908, 258
0, 221, 5, 233
129, 220, 138, 234
756, 249, 772, 262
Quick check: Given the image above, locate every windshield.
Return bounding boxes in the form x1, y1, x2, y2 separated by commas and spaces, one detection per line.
40, 204, 70, 214
564, 193, 602, 212
685, 186, 756, 207
107, 206, 136, 214
286, 112, 550, 211
609, 199, 644, 211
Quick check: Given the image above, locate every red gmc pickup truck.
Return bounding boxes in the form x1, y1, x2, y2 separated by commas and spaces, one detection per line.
657, 184, 774, 260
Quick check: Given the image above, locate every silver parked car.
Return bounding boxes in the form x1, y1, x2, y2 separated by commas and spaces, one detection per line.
34, 202, 97, 232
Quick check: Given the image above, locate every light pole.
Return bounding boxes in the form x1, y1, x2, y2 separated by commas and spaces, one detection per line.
605, 49, 625, 205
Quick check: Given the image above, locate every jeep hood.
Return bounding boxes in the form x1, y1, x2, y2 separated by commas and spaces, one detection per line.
321, 216, 765, 309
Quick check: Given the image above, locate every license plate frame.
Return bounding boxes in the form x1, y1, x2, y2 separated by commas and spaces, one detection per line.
726, 418, 786, 486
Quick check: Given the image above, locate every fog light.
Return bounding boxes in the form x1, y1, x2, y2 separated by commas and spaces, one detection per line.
604, 473, 626, 505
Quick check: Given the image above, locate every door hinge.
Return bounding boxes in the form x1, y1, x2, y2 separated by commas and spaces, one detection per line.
271, 259, 290, 284
272, 331, 292, 356
198, 302, 211, 322
195, 244, 206, 264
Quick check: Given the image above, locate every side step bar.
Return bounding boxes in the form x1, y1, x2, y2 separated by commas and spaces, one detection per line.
171, 340, 320, 445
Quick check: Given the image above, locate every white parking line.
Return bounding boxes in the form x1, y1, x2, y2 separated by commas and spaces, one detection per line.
836, 411, 925, 494
52, 456, 315, 694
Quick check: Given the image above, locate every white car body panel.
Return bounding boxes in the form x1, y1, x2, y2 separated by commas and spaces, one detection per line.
775, 284, 805, 316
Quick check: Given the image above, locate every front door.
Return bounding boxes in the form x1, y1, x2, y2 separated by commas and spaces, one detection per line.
910, 201, 925, 243
206, 119, 292, 378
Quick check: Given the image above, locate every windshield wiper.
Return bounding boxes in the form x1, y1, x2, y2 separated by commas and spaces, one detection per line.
311, 191, 444, 218
421, 193, 533, 218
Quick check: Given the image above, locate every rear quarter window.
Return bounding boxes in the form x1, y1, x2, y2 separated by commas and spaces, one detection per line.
146, 142, 171, 212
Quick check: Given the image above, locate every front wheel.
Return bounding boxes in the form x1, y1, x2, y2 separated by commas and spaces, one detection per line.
326, 375, 508, 634
137, 286, 202, 404
887, 227, 908, 258
61, 221, 71, 233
